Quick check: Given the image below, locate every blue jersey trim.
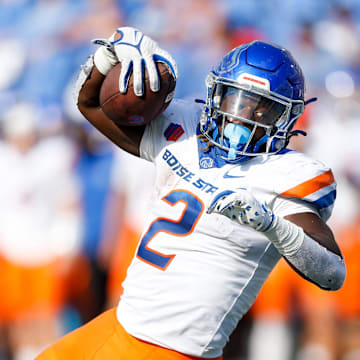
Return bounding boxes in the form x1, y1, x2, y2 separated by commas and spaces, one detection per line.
312, 189, 337, 210
276, 148, 293, 155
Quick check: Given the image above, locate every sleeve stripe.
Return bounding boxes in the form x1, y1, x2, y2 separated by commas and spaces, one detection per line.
312, 189, 337, 210
280, 170, 335, 199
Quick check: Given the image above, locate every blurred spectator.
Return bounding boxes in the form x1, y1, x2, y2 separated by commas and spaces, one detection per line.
313, 4, 360, 69
305, 91, 360, 230
65, 117, 122, 324
0, 102, 82, 360
248, 259, 298, 360
290, 21, 339, 94
0, 38, 26, 93
61, 0, 123, 44
106, 151, 156, 308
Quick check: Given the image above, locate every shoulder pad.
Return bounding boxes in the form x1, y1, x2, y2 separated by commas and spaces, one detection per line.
274, 152, 336, 221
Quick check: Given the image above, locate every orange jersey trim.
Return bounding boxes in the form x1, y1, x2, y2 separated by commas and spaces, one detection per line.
280, 170, 334, 199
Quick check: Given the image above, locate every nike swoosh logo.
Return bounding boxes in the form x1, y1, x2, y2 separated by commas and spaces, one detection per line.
223, 169, 245, 179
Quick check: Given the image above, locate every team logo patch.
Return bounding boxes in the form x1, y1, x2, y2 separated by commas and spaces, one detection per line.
164, 123, 184, 141
199, 157, 214, 169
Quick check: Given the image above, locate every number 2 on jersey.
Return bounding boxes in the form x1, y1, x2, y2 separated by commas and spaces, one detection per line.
136, 190, 204, 270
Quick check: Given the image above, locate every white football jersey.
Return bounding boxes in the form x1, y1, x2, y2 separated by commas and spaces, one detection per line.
0, 136, 81, 265
117, 99, 336, 358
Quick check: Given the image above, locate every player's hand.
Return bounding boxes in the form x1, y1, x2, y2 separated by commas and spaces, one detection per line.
207, 189, 274, 232
92, 35, 119, 75
93, 27, 178, 97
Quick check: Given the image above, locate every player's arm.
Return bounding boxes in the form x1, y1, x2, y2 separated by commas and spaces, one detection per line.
280, 211, 344, 288
284, 211, 341, 255
75, 27, 178, 156
208, 190, 346, 291
77, 63, 145, 156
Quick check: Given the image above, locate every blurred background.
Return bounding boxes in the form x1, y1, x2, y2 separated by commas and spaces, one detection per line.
0, 0, 360, 359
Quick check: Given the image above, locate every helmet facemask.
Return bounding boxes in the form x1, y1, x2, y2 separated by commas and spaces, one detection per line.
200, 73, 305, 161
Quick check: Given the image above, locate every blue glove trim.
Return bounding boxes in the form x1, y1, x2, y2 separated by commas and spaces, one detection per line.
262, 212, 275, 232
92, 39, 116, 55
121, 61, 134, 92
207, 190, 235, 214
111, 30, 144, 56
153, 54, 177, 80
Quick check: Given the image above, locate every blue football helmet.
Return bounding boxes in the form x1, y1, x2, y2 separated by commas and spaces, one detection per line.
199, 40, 306, 162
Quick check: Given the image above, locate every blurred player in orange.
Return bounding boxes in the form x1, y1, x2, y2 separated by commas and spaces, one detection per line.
248, 258, 299, 360
106, 151, 155, 306
0, 103, 82, 360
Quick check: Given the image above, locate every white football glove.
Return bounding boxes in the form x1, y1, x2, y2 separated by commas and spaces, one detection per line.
207, 189, 274, 232
92, 27, 178, 97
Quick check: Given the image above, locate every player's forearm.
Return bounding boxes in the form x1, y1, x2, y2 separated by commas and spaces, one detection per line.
264, 216, 346, 291
76, 63, 125, 148
74, 56, 143, 155
77, 58, 104, 113
285, 212, 342, 256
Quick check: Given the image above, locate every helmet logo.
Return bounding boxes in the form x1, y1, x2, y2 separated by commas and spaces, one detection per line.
238, 73, 270, 90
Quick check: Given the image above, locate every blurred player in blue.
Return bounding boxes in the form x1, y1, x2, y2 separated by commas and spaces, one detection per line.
37, 27, 346, 360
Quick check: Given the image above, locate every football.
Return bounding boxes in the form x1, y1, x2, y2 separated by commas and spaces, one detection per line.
99, 62, 176, 126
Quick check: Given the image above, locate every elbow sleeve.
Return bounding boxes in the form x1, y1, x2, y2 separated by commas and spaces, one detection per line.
265, 216, 346, 291
286, 233, 346, 291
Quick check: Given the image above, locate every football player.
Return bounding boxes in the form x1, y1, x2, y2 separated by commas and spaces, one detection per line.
37, 27, 346, 360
